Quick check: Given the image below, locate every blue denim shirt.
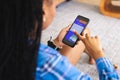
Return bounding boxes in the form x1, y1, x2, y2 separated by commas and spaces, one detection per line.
36, 43, 120, 80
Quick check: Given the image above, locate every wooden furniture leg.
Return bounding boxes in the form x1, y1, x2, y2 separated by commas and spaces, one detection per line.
100, 0, 120, 18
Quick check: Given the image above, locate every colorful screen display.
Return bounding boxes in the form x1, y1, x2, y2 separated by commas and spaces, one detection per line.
65, 18, 87, 43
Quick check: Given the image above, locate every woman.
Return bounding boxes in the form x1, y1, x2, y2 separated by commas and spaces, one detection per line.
0, 0, 119, 80
36, 0, 120, 80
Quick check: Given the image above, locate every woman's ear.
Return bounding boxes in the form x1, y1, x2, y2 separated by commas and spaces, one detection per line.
43, 16, 46, 22
42, 2, 47, 29
42, 11, 46, 22
42, 0, 56, 30
42, 10, 46, 29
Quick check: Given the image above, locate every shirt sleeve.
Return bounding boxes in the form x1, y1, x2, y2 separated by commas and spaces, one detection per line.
36, 44, 120, 80
96, 57, 120, 80
36, 50, 92, 80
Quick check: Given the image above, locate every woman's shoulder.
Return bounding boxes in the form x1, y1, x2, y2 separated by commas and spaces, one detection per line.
37, 43, 61, 60
36, 43, 62, 67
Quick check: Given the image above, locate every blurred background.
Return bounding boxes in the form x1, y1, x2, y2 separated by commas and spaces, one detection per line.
58, 0, 120, 6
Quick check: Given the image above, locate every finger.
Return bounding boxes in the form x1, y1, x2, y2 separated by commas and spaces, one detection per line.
91, 37, 93, 39
67, 24, 71, 29
95, 36, 100, 42
87, 33, 90, 37
96, 36, 101, 43
81, 32, 85, 36
83, 28, 90, 36
85, 33, 90, 39
95, 36, 98, 39
64, 24, 72, 30
82, 29, 87, 36
76, 41, 80, 45
74, 31, 84, 41
68, 24, 72, 27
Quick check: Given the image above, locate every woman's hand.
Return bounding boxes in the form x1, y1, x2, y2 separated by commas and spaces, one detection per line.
53, 25, 71, 48
54, 25, 90, 48
75, 32, 104, 60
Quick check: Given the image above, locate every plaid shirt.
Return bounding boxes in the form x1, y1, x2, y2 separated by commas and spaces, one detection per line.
36, 43, 120, 80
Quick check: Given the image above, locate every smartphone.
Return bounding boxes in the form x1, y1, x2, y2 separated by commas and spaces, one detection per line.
62, 15, 90, 47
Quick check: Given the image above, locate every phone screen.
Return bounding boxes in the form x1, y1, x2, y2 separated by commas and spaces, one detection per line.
63, 15, 89, 47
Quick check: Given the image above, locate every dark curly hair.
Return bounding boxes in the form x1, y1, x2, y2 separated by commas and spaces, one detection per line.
0, 0, 42, 80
